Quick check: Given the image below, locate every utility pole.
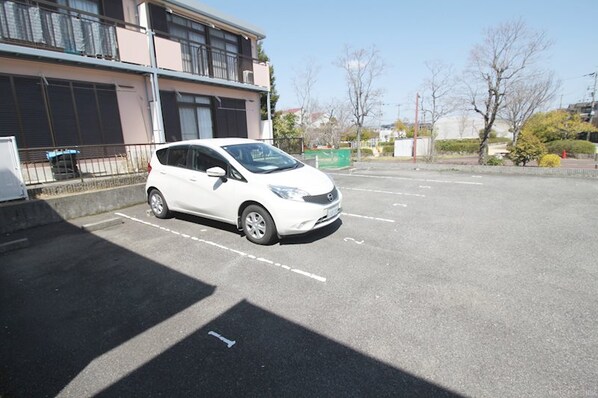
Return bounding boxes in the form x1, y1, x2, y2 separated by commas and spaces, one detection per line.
589, 70, 597, 126
413, 93, 419, 163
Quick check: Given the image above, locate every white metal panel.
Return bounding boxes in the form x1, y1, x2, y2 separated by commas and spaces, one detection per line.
0, 137, 28, 202
393, 137, 431, 157
394, 139, 413, 157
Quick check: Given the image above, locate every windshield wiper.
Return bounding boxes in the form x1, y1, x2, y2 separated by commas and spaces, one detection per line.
262, 163, 299, 174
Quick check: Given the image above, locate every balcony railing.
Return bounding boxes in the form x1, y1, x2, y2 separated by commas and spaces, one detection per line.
19, 143, 156, 185
0, 0, 136, 60
168, 35, 258, 85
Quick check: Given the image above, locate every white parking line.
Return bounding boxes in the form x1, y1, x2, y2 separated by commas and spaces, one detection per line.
343, 237, 364, 245
341, 212, 395, 223
331, 173, 483, 185
208, 331, 236, 348
339, 187, 425, 198
114, 212, 327, 283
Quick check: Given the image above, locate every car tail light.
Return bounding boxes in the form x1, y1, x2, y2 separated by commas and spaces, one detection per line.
147, 162, 152, 174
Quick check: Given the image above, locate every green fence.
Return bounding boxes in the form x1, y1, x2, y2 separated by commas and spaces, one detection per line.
303, 149, 351, 169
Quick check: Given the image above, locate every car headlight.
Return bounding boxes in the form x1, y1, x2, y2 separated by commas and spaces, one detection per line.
269, 185, 309, 201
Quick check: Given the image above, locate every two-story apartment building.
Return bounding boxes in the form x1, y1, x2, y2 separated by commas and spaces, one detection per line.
0, 0, 270, 151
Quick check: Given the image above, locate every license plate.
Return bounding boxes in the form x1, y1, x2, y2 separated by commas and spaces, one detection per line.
327, 206, 340, 218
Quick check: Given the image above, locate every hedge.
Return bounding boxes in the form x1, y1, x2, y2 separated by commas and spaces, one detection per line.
351, 148, 373, 156
381, 145, 394, 155
545, 140, 597, 157
435, 137, 511, 154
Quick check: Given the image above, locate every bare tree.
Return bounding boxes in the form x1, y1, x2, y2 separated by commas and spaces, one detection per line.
500, 72, 559, 144
421, 60, 455, 160
293, 61, 320, 137
336, 46, 385, 160
317, 99, 352, 148
463, 20, 551, 164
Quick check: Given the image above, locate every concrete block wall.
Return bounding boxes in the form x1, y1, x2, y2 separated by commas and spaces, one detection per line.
0, 183, 146, 234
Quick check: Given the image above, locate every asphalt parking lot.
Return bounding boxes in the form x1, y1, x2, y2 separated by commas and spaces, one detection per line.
2, 168, 597, 397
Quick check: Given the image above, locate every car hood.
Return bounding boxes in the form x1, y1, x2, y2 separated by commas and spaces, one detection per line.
251, 164, 334, 195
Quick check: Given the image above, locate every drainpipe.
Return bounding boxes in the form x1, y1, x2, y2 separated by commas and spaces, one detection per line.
147, 30, 165, 143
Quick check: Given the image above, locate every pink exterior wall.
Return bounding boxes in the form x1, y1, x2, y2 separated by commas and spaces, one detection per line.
0, 58, 152, 145
159, 79, 263, 139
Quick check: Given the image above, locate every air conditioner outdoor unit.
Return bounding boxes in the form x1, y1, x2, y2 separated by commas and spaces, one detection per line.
243, 70, 254, 84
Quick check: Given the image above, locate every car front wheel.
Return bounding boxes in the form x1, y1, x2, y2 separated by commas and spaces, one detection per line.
241, 205, 277, 245
149, 189, 171, 219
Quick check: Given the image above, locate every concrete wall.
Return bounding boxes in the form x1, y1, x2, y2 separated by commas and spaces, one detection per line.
0, 184, 146, 234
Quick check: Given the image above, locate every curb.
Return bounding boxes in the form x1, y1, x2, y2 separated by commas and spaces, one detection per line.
352, 161, 598, 178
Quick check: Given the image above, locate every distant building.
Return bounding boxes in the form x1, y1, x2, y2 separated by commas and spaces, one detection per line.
280, 108, 329, 128
567, 102, 598, 128
434, 115, 511, 140
378, 115, 512, 141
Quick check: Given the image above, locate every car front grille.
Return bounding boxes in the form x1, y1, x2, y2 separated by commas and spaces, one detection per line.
303, 187, 339, 204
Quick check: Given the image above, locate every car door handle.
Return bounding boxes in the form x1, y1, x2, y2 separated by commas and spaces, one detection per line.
189, 178, 197, 182
159, 171, 166, 175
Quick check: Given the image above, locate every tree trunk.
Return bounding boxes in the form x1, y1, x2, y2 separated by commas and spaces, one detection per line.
356, 125, 362, 161
478, 127, 491, 164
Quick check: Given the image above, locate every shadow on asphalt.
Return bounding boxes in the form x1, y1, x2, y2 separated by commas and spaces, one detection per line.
99, 300, 461, 397
1, 205, 460, 397
172, 211, 343, 246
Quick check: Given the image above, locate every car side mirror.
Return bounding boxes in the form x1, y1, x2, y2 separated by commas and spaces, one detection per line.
207, 166, 227, 181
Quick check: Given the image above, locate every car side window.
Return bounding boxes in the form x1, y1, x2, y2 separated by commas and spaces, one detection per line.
166, 146, 189, 168
190, 146, 227, 173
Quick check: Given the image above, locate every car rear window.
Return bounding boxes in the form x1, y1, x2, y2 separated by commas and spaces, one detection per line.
156, 148, 168, 165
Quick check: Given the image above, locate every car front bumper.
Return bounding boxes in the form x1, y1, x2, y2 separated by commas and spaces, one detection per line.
270, 192, 343, 237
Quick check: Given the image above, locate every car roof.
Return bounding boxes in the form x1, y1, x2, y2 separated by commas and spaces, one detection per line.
156, 138, 262, 151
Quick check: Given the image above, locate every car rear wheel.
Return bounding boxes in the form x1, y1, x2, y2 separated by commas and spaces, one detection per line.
149, 189, 171, 219
242, 205, 277, 245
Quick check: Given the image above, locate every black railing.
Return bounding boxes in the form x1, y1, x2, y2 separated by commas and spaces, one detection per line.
173, 35, 255, 84
0, 0, 143, 60
19, 143, 156, 185
260, 137, 304, 155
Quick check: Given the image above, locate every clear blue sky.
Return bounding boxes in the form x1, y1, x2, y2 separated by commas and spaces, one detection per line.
202, 0, 597, 124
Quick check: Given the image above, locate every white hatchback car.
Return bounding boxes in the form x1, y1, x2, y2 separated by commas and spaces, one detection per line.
145, 138, 342, 245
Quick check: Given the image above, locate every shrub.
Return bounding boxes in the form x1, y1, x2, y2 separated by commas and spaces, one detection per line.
507, 132, 546, 166
381, 145, 394, 156
485, 155, 505, 166
545, 140, 597, 157
538, 154, 561, 168
436, 139, 479, 154
351, 147, 373, 157
435, 138, 511, 154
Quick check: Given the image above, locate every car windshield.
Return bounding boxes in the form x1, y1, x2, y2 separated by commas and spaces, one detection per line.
222, 143, 303, 174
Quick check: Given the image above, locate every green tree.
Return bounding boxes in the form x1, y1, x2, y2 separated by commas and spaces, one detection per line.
394, 119, 407, 133
342, 127, 376, 142
521, 110, 598, 142
272, 112, 300, 138
257, 42, 279, 120
507, 131, 546, 166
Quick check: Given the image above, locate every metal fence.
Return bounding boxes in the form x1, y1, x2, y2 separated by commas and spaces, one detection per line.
260, 137, 304, 155
303, 149, 351, 169
19, 143, 155, 185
